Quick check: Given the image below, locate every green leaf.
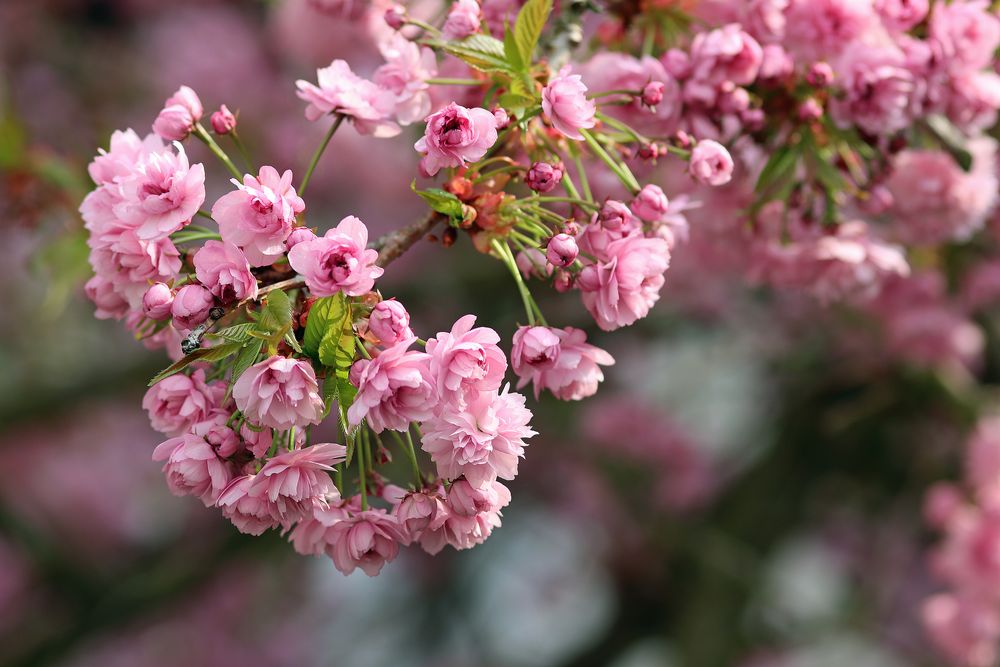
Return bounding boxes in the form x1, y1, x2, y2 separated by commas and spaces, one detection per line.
318, 319, 356, 371
437, 35, 512, 73
303, 293, 351, 360
212, 322, 259, 343
512, 0, 552, 69
284, 330, 303, 354
503, 23, 524, 72
925, 114, 973, 172
148, 342, 244, 386
258, 290, 293, 334
412, 182, 464, 218
232, 338, 265, 382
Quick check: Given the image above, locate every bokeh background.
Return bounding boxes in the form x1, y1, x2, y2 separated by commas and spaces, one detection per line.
0, 1, 977, 666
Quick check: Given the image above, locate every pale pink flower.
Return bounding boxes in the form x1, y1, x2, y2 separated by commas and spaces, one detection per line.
578, 233, 671, 331
442, 0, 481, 40
831, 45, 915, 136
241, 421, 274, 459
348, 339, 435, 432
212, 166, 305, 267
142, 282, 174, 320
87, 129, 165, 186
152, 433, 233, 506
152, 85, 203, 141
923, 593, 1000, 667
217, 475, 281, 536
689, 23, 763, 86
233, 355, 326, 430
874, 0, 929, 32
758, 44, 794, 80
289, 499, 353, 555
210, 104, 237, 135
421, 387, 535, 488
414, 102, 498, 176
425, 314, 507, 405
946, 70, 1000, 132
581, 54, 680, 134
374, 33, 436, 126
689, 140, 735, 186
143, 368, 226, 436
170, 284, 215, 331
296, 60, 401, 137
85, 275, 130, 320
193, 240, 258, 303
630, 184, 670, 223
285, 226, 317, 250
930, 0, 1000, 71
393, 488, 450, 551
287, 215, 383, 297
114, 144, 206, 240
783, 0, 878, 61
327, 507, 404, 576
246, 443, 347, 524
541, 66, 597, 140
88, 232, 182, 308
440, 479, 511, 549
368, 298, 413, 346
511, 326, 615, 400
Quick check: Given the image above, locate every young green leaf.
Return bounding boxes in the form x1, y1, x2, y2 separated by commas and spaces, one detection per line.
512, 0, 552, 68
437, 35, 512, 73
303, 293, 351, 360
212, 322, 259, 343
257, 290, 293, 334
148, 341, 244, 386
232, 338, 265, 382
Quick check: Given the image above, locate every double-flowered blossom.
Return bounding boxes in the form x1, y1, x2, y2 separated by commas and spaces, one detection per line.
296, 60, 400, 137
142, 282, 174, 320
287, 215, 383, 297
425, 315, 507, 405
442, 0, 482, 40
193, 240, 259, 302
152, 433, 232, 506
689, 140, 735, 186
511, 326, 615, 401
541, 66, 597, 140
348, 339, 435, 432
368, 298, 414, 346
578, 233, 672, 331
233, 355, 326, 430
171, 284, 214, 331
414, 102, 499, 176
115, 143, 206, 240
242, 443, 347, 524
143, 368, 226, 436
374, 34, 437, 126
212, 166, 305, 267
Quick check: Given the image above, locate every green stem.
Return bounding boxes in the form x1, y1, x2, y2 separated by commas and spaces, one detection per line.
401, 429, 423, 488
230, 130, 255, 172
195, 209, 215, 221
587, 88, 639, 99
171, 231, 223, 244
580, 128, 641, 194
597, 111, 650, 146
530, 196, 599, 210
356, 431, 367, 510
492, 239, 537, 326
425, 77, 482, 86
193, 123, 243, 180
300, 114, 345, 195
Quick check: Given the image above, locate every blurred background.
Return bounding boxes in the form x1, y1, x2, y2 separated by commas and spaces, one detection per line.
0, 1, 980, 666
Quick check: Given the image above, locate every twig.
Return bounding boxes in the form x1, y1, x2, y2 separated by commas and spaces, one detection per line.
371, 212, 441, 268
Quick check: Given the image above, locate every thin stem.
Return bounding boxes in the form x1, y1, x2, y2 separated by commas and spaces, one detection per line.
492, 239, 537, 326
172, 231, 223, 244
230, 130, 255, 172
597, 111, 650, 146
300, 114, 345, 195
425, 77, 483, 86
531, 196, 599, 210
356, 431, 367, 510
402, 428, 422, 488
561, 172, 581, 200
587, 88, 640, 99
580, 128, 641, 194
195, 209, 215, 221
193, 123, 243, 180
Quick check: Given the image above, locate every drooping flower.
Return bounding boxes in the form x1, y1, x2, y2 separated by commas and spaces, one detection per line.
578, 233, 671, 331
421, 386, 535, 488
511, 326, 615, 400
143, 368, 227, 436
368, 298, 414, 346
245, 443, 347, 524
348, 339, 436, 432
193, 240, 259, 302
442, 0, 481, 40
152, 85, 203, 141
425, 315, 507, 405
233, 355, 326, 430
287, 215, 383, 297
152, 433, 233, 506
212, 166, 305, 267
217, 475, 281, 536
541, 66, 597, 140
414, 102, 498, 176
296, 60, 400, 137
327, 507, 405, 576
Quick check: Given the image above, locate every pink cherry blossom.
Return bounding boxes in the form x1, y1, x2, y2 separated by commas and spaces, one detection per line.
212, 166, 305, 267
414, 102, 498, 176
170, 284, 215, 331
348, 339, 435, 432
152, 85, 203, 141
689, 23, 763, 86
233, 355, 326, 430
287, 215, 383, 297
425, 314, 507, 405
85, 275, 130, 320
210, 104, 237, 135
368, 298, 413, 346
142, 282, 174, 320
930, 0, 1000, 71
87, 129, 165, 187
152, 433, 233, 506
88, 232, 182, 308
296, 59, 401, 137
216, 475, 282, 536
783, 0, 878, 62
689, 140, 735, 186
421, 386, 535, 488
630, 184, 670, 223
511, 325, 615, 400
143, 368, 227, 436
541, 66, 597, 140
327, 507, 404, 576
193, 240, 259, 302
578, 233, 671, 331
114, 143, 206, 240
923, 593, 1000, 667
830, 45, 915, 136
442, 0, 481, 40
874, 0, 929, 32
374, 33, 436, 126
245, 443, 347, 524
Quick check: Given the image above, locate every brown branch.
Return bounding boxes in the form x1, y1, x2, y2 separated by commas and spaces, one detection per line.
372, 211, 441, 268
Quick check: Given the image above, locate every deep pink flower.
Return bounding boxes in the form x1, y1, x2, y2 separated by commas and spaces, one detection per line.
246, 443, 347, 524
114, 144, 206, 240
152, 85, 203, 141
142, 282, 174, 320
152, 433, 232, 506
327, 507, 404, 576
287, 215, 383, 297
526, 161, 564, 193
368, 298, 414, 346
421, 386, 535, 488
511, 325, 615, 400
233, 355, 326, 430
374, 33, 436, 126
546, 233, 579, 268
85, 275, 130, 320
578, 233, 671, 331
414, 102, 498, 176
541, 66, 597, 140
143, 368, 227, 436
296, 60, 400, 137
442, 0, 481, 39
348, 339, 435, 432
689, 140, 735, 186
689, 24, 763, 86
426, 314, 507, 405
210, 104, 237, 135
170, 284, 215, 331
217, 474, 282, 536
193, 240, 259, 303
212, 166, 305, 267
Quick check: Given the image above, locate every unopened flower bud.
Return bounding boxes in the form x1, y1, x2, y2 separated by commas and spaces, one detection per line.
546, 233, 579, 267
369, 298, 413, 345
516, 247, 553, 279
384, 4, 406, 30
562, 220, 580, 236
631, 184, 670, 222
152, 85, 202, 141
672, 130, 693, 150
286, 227, 317, 250
210, 105, 237, 135
171, 284, 214, 331
527, 161, 564, 193
441, 227, 458, 247
640, 81, 665, 107
493, 107, 510, 129
689, 140, 734, 187
638, 143, 663, 160
798, 97, 824, 121
143, 282, 174, 320
553, 269, 574, 292
598, 199, 632, 231
806, 61, 834, 88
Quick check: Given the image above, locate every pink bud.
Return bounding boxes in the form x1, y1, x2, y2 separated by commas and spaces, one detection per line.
672, 130, 693, 149
369, 299, 413, 345
562, 220, 580, 236
527, 161, 564, 193
516, 247, 553, 279
598, 199, 633, 231
631, 184, 670, 222
143, 282, 175, 320
638, 143, 663, 160
688, 140, 734, 187
641, 81, 665, 107
553, 270, 574, 292
384, 4, 406, 30
171, 284, 214, 331
210, 105, 237, 135
152, 85, 203, 141
798, 97, 824, 122
493, 107, 511, 129
806, 61, 834, 88
546, 233, 579, 268
286, 227, 318, 250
